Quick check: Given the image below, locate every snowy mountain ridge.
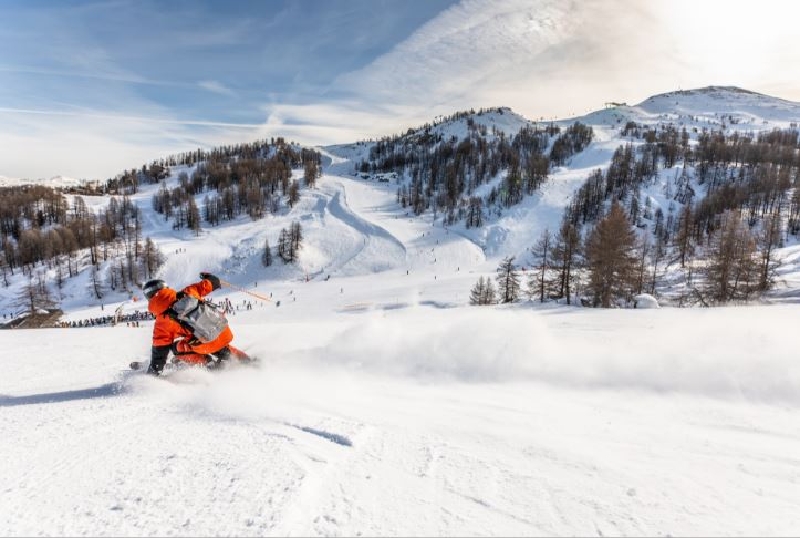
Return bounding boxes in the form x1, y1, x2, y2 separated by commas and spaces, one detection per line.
0, 174, 96, 188
4, 85, 798, 185
574, 85, 800, 131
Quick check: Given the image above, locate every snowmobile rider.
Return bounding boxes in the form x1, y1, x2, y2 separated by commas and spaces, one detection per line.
143, 272, 234, 375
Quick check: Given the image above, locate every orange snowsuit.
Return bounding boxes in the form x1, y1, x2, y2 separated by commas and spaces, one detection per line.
147, 279, 233, 356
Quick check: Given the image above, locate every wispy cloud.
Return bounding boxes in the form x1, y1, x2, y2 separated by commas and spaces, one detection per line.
334, 0, 576, 107
198, 80, 238, 98
0, 106, 262, 180
4, 0, 800, 180
259, 0, 617, 139
273, 0, 800, 140
254, 101, 429, 147
0, 107, 259, 128
0, 64, 195, 91
0, 0, 456, 178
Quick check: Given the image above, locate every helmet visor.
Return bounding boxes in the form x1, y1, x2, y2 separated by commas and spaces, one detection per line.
143, 280, 166, 300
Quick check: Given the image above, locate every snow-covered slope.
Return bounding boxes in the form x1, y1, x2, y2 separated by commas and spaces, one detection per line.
4, 85, 800, 314
322, 86, 800, 271
422, 107, 533, 139
574, 85, 800, 130
4, 86, 800, 536
4, 290, 800, 536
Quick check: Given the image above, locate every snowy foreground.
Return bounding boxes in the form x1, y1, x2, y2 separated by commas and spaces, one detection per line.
3, 299, 800, 536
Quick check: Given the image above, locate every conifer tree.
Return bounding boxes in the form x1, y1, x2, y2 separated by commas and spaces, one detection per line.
496, 256, 520, 303
484, 277, 498, 305
705, 211, 759, 303
758, 213, 781, 291
304, 160, 318, 188
469, 276, 486, 306
551, 218, 581, 304
261, 237, 272, 267
528, 229, 552, 302
288, 180, 300, 207
187, 198, 201, 236
675, 202, 694, 268
278, 228, 290, 263
585, 202, 637, 307
290, 221, 303, 261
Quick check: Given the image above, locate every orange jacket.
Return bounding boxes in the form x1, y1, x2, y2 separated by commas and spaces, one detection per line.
147, 279, 232, 354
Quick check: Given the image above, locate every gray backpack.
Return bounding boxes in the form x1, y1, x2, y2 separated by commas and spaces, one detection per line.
169, 295, 228, 343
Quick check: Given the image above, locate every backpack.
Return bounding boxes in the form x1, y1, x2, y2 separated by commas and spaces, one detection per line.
168, 294, 228, 343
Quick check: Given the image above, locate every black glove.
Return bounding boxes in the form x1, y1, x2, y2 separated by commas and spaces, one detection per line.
200, 272, 221, 291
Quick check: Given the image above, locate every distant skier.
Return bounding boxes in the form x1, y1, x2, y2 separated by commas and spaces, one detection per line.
142, 273, 249, 375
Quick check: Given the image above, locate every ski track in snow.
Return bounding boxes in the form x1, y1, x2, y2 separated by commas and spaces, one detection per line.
321, 182, 407, 274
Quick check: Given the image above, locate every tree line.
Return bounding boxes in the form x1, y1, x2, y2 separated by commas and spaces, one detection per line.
361, 108, 592, 226
472, 200, 778, 308
151, 143, 321, 231
470, 217, 581, 307
472, 123, 798, 308
1, 137, 325, 314
0, 186, 164, 311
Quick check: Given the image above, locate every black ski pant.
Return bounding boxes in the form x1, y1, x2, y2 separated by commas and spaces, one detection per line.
148, 344, 172, 374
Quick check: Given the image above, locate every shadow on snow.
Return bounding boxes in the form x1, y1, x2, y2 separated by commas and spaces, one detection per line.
0, 381, 125, 407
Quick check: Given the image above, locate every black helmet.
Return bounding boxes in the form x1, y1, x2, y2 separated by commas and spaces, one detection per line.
143, 279, 166, 300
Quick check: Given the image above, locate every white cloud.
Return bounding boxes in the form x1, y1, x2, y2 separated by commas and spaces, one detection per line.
0, 108, 262, 180
335, 0, 577, 107
257, 0, 653, 142
255, 101, 434, 146
0, 107, 261, 128
271, 0, 800, 142
254, 0, 584, 145
198, 80, 237, 97
5, 0, 800, 179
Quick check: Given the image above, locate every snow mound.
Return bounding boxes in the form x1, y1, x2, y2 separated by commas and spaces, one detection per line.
633, 294, 659, 309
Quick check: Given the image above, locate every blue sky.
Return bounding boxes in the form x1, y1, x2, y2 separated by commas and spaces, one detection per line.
2, 0, 800, 180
